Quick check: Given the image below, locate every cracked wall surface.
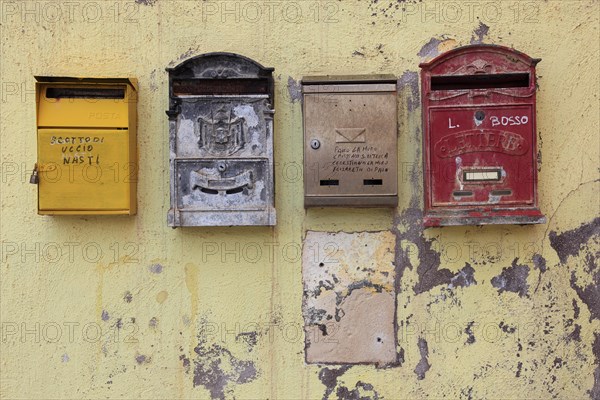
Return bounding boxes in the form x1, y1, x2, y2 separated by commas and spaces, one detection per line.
302, 231, 397, 365
0, 0, 598, 399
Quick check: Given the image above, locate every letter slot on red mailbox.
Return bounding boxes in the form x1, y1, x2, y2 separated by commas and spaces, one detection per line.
420, 44, 546, 227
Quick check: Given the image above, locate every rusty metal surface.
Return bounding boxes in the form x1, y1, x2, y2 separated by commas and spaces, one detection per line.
303, 77, 398, 207
420, 44, 545, 226
166, 53, 276, 226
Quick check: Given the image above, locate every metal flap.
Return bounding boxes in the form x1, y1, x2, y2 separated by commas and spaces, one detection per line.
35, 76, 138, 91
301, 74, 397, 85
302, 75, 397, 93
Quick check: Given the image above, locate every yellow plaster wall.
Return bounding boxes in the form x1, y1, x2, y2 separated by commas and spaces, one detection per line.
0, 0, 598, 398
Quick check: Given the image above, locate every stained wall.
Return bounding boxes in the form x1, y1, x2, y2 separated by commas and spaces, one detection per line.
0, 1, 599, 398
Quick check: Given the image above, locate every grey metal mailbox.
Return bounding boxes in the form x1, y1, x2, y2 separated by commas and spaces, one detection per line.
166, 53, 276, 226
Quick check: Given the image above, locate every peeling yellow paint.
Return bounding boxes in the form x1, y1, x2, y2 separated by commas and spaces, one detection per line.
437, 39, 458, 54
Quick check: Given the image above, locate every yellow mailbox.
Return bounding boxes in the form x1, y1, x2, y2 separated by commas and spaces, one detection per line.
33, 77, 138, 215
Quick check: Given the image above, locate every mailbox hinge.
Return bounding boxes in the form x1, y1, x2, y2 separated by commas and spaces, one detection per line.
29, 164, 39, 184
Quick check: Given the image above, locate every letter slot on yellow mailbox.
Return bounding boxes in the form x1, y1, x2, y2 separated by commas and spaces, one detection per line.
33, 77, 138, 215
302, 75, 398, 207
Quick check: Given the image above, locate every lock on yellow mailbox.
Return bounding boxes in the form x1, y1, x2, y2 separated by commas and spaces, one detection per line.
33, 77, 138, 215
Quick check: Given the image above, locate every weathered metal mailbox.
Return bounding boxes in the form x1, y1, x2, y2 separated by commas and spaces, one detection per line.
302, 76, 398, 207
420, 44, 546, 226
166, 53, 276, 226
32, 76, 138, 215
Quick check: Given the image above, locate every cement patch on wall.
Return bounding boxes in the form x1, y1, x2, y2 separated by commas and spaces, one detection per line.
302, 231, 396, 365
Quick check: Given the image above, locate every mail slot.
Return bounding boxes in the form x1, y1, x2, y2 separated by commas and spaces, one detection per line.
32, 76, 138, 215
302, 75, 398, 207
166, 52, 276, 226
420, 44, 546, 226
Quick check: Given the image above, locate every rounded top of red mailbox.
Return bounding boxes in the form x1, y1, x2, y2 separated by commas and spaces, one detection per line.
419, 44, 541, 74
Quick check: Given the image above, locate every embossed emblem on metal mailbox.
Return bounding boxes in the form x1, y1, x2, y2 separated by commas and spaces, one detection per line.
167, 53, 276, 226
302, 76, 398, 207
420, 44, 545, 226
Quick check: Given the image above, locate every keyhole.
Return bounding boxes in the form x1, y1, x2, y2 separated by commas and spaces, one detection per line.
475, 110, 485, 121
310, 139, 321, 150
217, 162, 227, 173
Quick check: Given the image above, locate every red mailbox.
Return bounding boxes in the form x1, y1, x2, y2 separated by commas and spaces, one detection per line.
420, 44, 546, 226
